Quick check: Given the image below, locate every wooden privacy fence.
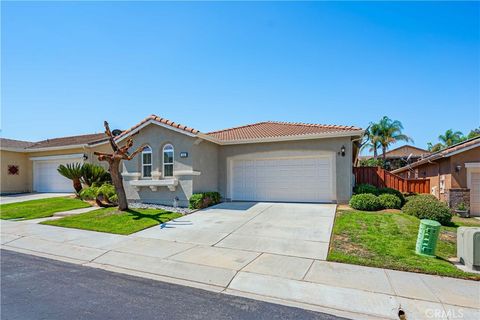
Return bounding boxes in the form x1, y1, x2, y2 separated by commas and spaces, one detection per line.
353, 167, 430, 194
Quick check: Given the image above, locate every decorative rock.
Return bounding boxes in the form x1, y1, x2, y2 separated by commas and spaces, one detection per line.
128, 202, 193, 215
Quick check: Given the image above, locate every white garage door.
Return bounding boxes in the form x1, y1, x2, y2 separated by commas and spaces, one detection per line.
34, 159, 82, 192
471, 172, 480, 216
231, 156, 334, 203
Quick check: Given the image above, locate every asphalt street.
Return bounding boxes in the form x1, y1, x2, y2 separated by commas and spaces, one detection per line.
1, 250, 348, 320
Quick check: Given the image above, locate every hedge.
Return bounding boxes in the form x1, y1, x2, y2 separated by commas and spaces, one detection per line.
377, 187, 406, 206
189, 192, 221, 209
349, 193, 382, 211
353, 183, 378, 195
378, 194, 402, 209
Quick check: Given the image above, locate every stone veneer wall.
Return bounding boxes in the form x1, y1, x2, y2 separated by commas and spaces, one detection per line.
445, 188, 470, 210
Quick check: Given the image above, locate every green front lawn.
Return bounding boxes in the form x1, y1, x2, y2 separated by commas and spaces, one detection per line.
41, 207, 182, 235
328, 208, 480, 280
0, 197, 91, 220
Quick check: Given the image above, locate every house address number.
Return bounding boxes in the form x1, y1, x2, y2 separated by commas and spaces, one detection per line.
180, 152, 188, 158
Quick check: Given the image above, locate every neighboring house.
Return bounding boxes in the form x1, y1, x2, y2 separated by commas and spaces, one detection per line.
382, 145, 430, 170
392, 137, 480, 216
359, 145, 430, 170
0, 134, 110, 194
1, 115, 364, 206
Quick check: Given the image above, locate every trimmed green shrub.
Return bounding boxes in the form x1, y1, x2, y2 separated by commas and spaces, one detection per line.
378, 194, 402, 209
405, 193, 436, 203
79, 186, 99, 200
204, 192, 221, 204
378, 187, 406, 206
189, 194, 204, 209
402, 194, 452, 225
109, 194, 118, 203
96, 183, 117, 203
354, 183, 378, 195
79, 183, 117, 204
189, 192, 221, 209
349, 194, 382, 211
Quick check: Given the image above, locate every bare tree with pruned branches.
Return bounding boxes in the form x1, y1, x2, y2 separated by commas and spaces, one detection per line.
94, 121, 147, 211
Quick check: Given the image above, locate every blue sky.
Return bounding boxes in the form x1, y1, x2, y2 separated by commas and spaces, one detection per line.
1, 1, 479, 153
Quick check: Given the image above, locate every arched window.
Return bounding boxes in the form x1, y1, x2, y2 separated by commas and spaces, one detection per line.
142, 145, 152, 178
163, 144, 174, 177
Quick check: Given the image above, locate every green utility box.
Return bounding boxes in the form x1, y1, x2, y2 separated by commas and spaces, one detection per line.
416, 219, 441, 257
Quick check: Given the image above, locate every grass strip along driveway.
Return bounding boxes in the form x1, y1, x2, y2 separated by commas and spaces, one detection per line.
42, 207, 182, 235
0, 197, 91, 220
328, 208, 480, 280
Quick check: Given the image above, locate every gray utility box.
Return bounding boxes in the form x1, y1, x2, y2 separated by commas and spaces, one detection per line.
457, 227, 480, 271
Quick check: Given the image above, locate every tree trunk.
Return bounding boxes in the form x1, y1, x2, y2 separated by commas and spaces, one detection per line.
373, 147, 378, 160
109, 160, 129, 211
382, 146, 387, 161
73, 178, 82, 194
95, 121, 146, 212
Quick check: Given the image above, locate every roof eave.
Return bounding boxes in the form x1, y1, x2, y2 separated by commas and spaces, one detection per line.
114, 118, 199, 144
392, 141, 480, 174
0, 147, 29, 152
22, 144, 89, 153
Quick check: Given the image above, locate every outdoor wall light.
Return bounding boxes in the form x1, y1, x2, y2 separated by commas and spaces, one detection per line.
83, 154, 89, 161
340, 145, 346, 157
455, 165, 462, 173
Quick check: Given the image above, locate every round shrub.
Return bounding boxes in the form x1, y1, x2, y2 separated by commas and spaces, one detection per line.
378, 194, 402, 209
349, 194, 382, 211
378, 187, 406, 206
79, 186, 99, 200
402, 194, 452, 225
405, 193, 437, 203
354, 183, 378, 195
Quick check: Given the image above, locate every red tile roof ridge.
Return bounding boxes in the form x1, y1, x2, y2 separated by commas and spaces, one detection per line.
207, 121, 361, 135
114, 114, 199, 140
265, 121, 362, 130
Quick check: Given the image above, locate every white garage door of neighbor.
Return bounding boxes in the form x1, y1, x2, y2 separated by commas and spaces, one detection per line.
34, 159, 82, 192
231, 156, 334, 203
471, 172, 480, 216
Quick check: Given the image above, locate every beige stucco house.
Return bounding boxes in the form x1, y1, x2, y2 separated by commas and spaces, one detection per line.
1, 115, 364, 207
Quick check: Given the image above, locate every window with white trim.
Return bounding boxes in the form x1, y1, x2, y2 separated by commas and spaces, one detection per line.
163, 144, 174, 177
142, 145, 152, 178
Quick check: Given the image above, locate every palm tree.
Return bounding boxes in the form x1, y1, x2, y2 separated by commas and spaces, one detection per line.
467, 128, 480, 139
57, 163, 83, 193
361, 123, 382, 159
374, 116, 412, 161
438, 129, 464, 146
427, 142, 444, 152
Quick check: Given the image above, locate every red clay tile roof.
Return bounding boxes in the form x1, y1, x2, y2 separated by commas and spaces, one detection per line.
1, 116, 363, 150
26, 133, 107, 149
206, 121, 362, 142
115, 115, 199, 140
0, 138, 34, 149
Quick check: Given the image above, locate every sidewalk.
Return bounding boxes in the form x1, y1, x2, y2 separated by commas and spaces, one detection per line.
1, 220, 478, 320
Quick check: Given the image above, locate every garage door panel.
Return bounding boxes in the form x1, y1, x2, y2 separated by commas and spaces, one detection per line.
231, 156, 334, 203
34, 159, 82, 193
471, 173, 480, 216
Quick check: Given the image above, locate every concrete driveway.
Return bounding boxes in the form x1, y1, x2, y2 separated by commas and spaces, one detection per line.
0, 193, 74, 204
133, 202, 336, 260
